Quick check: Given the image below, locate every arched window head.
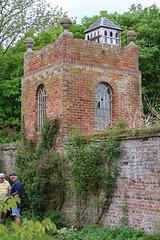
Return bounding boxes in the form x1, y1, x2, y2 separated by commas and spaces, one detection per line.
38, 84, 46, 131
95, 83, 112, 130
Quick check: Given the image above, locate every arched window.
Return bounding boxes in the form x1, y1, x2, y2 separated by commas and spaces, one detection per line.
38, 85, 46, 131
98, 31, 100, 36
116, 39, 119, 45
95, 83, 112, 130
87, 35, 89, 40
104, 30, 107, 36
110, 31, 113, 37
115, 33, 118, 38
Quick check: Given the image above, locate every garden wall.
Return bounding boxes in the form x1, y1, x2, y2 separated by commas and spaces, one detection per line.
0, 134, 159, 233
0, 143, 19, 174
62, 134, 160, 233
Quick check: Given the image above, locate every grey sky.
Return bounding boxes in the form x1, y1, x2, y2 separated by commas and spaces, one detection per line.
47, 0, 160, 24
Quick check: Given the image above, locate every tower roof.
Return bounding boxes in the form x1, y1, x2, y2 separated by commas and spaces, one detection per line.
84, 17, 123, 33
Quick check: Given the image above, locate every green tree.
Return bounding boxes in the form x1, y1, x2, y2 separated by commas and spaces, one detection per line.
0, 39, 24, 142
118, 4, 160, 110
0, 0, 65, 143
0, 27, 64, 143
78, 5, 160, 113
0, 0, 65, 53
1, 4, 160, 144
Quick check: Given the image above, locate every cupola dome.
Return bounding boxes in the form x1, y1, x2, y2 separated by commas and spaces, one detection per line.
84, 17, 123, 46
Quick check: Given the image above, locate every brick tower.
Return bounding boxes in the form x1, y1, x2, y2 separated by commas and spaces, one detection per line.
22, 16, 142, 142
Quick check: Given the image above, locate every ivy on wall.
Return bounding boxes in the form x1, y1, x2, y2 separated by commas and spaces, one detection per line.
13, 120, 121, 226
15, 118, 65, 219
65, 127, 121, 229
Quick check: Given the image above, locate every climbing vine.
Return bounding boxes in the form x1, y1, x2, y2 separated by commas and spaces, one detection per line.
15, 119, 121, 226
65, 127, 121, 229
120, 191, 129, 227
15, 118, 65, 219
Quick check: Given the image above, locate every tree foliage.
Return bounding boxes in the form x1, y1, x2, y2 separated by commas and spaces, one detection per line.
77, 4, 160, 112
119, 4, 160, 111
0, 0, 65, 53
0, 1, 65, 142
0, 39, 24, 140
0, 4, 160, 143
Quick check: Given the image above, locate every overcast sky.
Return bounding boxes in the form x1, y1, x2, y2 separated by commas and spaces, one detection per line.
47, 0, 160, 24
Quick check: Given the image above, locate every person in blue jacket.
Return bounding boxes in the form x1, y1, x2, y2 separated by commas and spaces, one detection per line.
10, 172, 23, 226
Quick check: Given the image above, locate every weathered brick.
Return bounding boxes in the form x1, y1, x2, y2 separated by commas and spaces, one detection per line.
22, 34, 142, 141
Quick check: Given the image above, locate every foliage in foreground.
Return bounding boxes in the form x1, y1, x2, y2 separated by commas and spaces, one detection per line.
0, 218, 57, 240
55, 225, 160, 240
0, 195, 56, 239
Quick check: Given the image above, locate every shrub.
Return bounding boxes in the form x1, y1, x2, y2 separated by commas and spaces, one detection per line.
15, 118, 65, 219
79, 225, 115, 240
0, 126, 21, 144
114, 227, 145, 239
44, 210, 65, 229
0, 218, 57, 240
141, 233, 160, 240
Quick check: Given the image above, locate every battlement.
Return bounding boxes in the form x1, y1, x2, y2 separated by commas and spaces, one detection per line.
24, 34, 140, 76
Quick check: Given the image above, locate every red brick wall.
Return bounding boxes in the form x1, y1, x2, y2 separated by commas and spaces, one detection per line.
62, 135, 160, 233
22, 34, 142, 140
1, 135, 159, 233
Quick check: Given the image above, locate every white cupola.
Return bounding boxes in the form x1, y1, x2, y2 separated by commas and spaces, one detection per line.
84, 17, 123, 46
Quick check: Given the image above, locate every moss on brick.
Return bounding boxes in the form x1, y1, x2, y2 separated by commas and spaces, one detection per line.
85, 125, 160, 142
